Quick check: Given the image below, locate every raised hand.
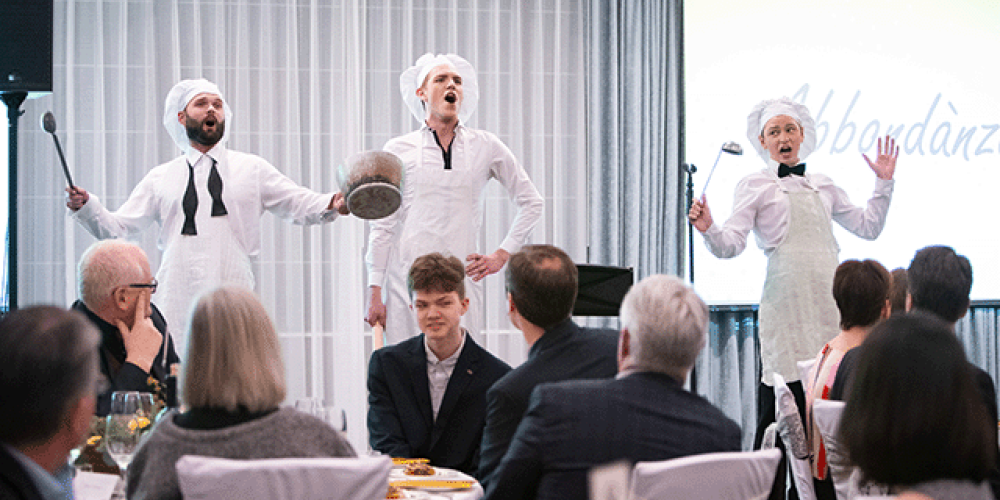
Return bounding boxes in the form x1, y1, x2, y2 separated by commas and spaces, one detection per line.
688, 194, 713, 233
863, 135, 899, 180
65, 186, 90, 211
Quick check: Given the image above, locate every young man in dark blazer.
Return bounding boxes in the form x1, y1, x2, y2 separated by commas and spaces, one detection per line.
367, 252, 511, 475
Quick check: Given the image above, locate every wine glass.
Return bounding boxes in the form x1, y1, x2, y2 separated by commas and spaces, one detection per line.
105, 392, 154, 480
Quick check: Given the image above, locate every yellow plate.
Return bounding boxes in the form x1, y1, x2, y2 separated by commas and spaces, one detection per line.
390, 480, 474, 490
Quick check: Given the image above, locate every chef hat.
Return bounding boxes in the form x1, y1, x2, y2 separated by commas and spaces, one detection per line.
746, 97, 816, 162
400, 53, 479, 125
162, 78, 233, 154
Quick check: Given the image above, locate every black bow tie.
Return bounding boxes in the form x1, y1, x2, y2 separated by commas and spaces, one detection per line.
181, 157, 228, 235
778, 163, 806, 178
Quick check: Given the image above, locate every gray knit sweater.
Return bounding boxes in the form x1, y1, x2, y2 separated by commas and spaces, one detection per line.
127, 407, 356, 500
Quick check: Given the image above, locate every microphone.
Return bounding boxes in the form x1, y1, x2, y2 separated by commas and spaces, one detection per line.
699, 141, 743, 198
40, 111, 76, 188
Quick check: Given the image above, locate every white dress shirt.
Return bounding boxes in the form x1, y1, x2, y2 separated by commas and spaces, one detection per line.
425, 331, 467, 421
702, 159, 894, 258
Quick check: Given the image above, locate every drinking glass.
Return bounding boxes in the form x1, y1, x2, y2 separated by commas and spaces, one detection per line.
105, 392, 154, 474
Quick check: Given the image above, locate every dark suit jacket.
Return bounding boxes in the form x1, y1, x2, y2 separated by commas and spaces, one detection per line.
71, 300, 180, 416
478, 319, 618, 487
483, 372, 743, 500
0, 445, 45, 500
367, 333, 511, 476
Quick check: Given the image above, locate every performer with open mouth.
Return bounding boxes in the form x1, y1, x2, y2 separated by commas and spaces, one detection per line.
687, 96, 899, 498
65, 78, 351, 357
366, 54, 544, 346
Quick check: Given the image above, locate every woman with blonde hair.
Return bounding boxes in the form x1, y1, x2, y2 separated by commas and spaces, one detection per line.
128, 287, 355, 499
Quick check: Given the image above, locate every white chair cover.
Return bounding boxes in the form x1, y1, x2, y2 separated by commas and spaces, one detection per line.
774, 373, 816, 500
813, 399, 850, 500
630, 449, 782, 500
175, 455, 391, 500
797, 359, 816, 385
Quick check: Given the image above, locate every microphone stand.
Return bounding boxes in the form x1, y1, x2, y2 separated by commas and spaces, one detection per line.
684, 163, 697, 284
1, 91, 26, 313
683, 162, 697, 393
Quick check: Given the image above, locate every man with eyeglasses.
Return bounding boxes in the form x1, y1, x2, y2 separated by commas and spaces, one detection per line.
71, 240, 180, 416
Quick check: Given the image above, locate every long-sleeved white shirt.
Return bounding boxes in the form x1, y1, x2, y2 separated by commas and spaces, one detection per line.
71, 144, 338, 256
702, 160, 894, 258
366, 125, 544, 287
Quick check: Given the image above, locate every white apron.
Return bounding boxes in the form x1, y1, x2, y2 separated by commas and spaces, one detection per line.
157, 215, 253, 358
382, 131, 484, 345
759, 189, 840, 384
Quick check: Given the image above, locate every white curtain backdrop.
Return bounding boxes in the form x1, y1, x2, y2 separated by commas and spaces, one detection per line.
18, 0, 588, 451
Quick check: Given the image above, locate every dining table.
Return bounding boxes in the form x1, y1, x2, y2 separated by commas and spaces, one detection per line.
388, 462, 484, 500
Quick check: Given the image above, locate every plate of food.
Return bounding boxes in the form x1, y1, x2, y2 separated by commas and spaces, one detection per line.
391, 465, 477, 489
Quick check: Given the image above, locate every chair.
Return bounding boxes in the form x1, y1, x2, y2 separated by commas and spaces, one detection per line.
774, 373, 816, 500
176, 455, 391, 500
797, 358, 816, 386
812, 399, 848, 500
630, 449, 782, 500
812, 399, 890, 499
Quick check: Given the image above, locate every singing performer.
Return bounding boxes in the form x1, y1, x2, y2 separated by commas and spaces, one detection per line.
65, 79, 349, 356
687, 97, 899, 446
365, 53, 544, 345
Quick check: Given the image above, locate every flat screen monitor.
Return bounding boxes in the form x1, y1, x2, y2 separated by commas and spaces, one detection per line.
573, 264, 634, 317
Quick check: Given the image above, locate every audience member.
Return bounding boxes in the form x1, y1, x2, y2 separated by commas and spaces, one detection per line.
887, 267, 908, 315
804, 259, 890, 499
367, 253, 511, 475
0, 306, 101, 500
478, 244, 618, 487
483, 275, 741, 500
73, 240, 180, 416
840, 313, 995, 499
830, 245, 1000, 498
128, 287, 355, 499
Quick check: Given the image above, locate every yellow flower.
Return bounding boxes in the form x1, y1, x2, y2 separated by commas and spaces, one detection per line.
86, 435, 102, 446
127, 416, 151, 432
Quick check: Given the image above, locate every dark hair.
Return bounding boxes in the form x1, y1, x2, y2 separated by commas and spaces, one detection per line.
0, 306, 99, 446
408, 252, 466, 299
505, 245, 578, 329
907, 245, 972, 323
839, 312, 994, 486
888, 268, 908, 315
833, 259, 890, 330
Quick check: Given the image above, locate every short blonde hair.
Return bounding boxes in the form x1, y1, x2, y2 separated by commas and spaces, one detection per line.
182, 287, 286, 412
619, 275, 708, 381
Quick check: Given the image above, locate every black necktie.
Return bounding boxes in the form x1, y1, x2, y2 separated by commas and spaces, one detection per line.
181, 158, 228, 235
778, 163, 806, 178
181, 162, 198, 235
208, 159, 227, 217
